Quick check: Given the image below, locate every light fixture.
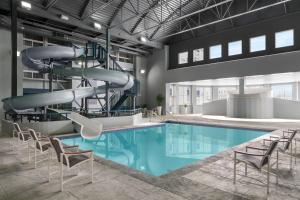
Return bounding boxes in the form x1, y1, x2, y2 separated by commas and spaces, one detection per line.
21, 1, 31, 10
59, 14, 69, 21
140, 36, 147, 43
140, 69, 145, 74
17, 51, 20, 57
93, 22, 102, 30
77, 61, 83, 65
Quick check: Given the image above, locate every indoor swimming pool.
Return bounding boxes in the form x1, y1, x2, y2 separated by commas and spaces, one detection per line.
62, 122, 268, 176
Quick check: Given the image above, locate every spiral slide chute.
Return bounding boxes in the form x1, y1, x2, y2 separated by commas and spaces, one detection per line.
2, 45, 134, 112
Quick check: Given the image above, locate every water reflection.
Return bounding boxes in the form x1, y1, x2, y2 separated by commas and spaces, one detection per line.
62, 123, 266, 176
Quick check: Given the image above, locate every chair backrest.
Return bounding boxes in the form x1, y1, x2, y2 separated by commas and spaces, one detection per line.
28, 129, 38, 141
260, 140, 279, 168
13, 123, 21, 133
28, 129, 43, 150
49, 137, 65, 162
283, 130, 297, 151
14, 123, 27, 141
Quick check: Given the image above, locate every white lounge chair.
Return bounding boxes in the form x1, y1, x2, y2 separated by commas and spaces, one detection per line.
28, 129, 51, 168
49, 137, 94, 191
233, 140, 279, 194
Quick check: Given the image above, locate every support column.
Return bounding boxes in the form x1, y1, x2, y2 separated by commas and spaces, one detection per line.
10, 0, 18, 97
105, 28, 111, 117
239, 77, 245, 95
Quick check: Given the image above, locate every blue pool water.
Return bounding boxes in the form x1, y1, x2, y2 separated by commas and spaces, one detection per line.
62, 123, 267, 176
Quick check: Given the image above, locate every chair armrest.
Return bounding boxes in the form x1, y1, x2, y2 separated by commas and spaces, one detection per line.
36, 132, 42, 137
270, 136, 280, 139
64, 145, 79, 149
264, 138, 287, 144
38, 138, 49, 142
64, 150, 93, 157
234, 151, 264, 157
246, 146, 268, 151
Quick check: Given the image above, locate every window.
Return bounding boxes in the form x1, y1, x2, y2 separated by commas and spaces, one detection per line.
178, 86, 191, 105
193, 48, 204, 62
209, 45, 222, 59
228, 40, 242, 56
250, 35, 266, 52
217, 87, 236, 100
271, 84, 293, 100
178, 52, 188, 64
196, 87, 212, 105
275, 29, 294, 48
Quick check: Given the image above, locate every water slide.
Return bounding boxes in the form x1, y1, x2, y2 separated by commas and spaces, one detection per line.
2, 46, 134, 112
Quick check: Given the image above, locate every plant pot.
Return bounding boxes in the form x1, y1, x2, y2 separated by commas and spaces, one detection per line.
156, 106, 162, 115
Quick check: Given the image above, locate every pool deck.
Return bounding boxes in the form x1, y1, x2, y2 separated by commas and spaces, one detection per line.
1, 117, 300, 200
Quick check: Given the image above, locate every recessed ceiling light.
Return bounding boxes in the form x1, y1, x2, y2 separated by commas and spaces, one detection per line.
140, 69, 145, 74
140, 36, 147, 43
21, 1, 31, 10
59, 14, 69, 21
94, 22, 102, 30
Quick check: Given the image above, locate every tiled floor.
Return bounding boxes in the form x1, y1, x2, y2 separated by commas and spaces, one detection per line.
1, 117, 300, 200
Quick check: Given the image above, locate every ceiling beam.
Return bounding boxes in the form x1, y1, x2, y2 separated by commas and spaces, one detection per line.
107, 0, 128, 26
2, 3, 162, 48
134, 0, 231, 36
79, 0, 91, 18
153, 0, 292, 40
130, 0, 160, 34
43, 0, 59, 10
149, 0, 197, 39
82, 0, 116, 20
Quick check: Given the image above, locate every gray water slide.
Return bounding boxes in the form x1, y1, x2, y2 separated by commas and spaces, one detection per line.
2, 46, 134, 112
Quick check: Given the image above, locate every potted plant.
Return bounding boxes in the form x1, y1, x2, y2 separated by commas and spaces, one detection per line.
156, 94, 164, 115
183, 104, 188, 114
141, 104, 148, 115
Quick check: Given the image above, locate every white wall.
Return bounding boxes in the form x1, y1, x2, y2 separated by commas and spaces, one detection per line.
1, 119, 74, 136
202, 100, 227, 116
90, 113, 143, 129
273, 98, 300, 119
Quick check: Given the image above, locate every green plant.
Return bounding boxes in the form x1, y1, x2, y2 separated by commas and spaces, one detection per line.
142, 104, 147, 109
156, 94, 164, 106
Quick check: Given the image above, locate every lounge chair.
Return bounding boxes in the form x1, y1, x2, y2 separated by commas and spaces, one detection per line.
12, 123, 33, 161
28, 129, 51, 168
233, 140, 279, 194
49, 137, 94, 191
263, 130, 297, 170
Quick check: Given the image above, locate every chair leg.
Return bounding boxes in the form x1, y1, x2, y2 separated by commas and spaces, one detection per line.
34, 147, 37, 169
294, 139, 297, 165
233, 153, 236, 184
48, 150, 51, 182
290, 142, 293, 170
276, 150, 279, 184
28, 142, 30, 162
267, 160, 270, 194
91, 154, 94, 183
60, 160, 64, 192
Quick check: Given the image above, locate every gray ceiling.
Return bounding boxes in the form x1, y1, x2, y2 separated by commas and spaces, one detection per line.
0, 0, 299, 53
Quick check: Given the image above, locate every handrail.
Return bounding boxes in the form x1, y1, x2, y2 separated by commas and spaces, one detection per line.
165, 111, 180, 122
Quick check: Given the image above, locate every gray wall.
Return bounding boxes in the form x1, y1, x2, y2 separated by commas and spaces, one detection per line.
135, 55, 147, 106
169, 12, 300, 69
146, 46, 168, 109
0, 28, 23, 131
